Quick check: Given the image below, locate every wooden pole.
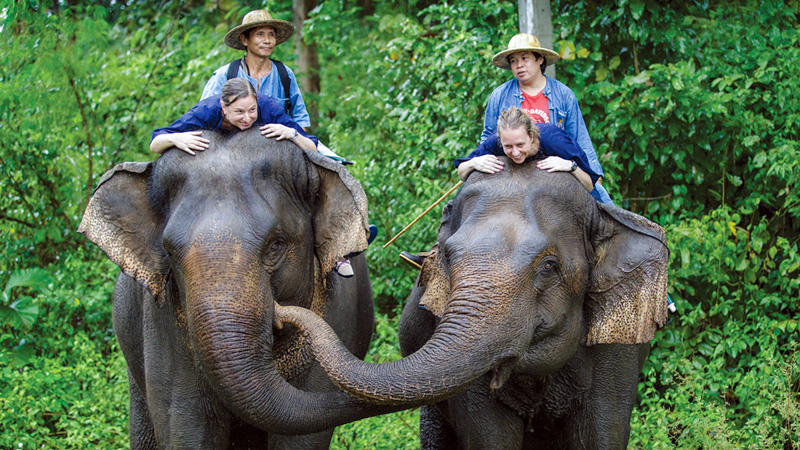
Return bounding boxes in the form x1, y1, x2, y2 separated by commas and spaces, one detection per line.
383, 180, 464, 249
518, 0, 555, 79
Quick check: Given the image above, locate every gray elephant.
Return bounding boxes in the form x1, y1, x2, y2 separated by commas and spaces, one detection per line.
276, 158, 670, 449
78, 128, 390, 449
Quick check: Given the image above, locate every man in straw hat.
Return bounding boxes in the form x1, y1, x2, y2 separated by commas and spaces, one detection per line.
482, 33, 612, 204
201, 9, 311, 129
202, 9, 350, 163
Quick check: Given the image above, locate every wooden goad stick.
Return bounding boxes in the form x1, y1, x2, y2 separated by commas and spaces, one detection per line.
383, 180, 464, 249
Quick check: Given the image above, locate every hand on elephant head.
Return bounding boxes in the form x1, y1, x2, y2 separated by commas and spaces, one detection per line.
79, 128, 370, 303
77, 128, 389, 438
276, 158, 669, 404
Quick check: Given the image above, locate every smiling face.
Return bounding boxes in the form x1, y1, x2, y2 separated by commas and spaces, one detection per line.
499, 126, 540, 164
241, 26, 277, 58
221, 96, 258, 131
508, 50, 543, 85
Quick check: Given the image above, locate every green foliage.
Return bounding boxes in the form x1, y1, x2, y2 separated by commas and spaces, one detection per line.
0, 255, 123, 448
0, 268, 53, 330
307, 0, 518, 309
331, 314, 421, 449
1, 0, 798, 448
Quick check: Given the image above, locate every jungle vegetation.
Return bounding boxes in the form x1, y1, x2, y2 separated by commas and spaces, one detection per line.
0, 0, 798, 448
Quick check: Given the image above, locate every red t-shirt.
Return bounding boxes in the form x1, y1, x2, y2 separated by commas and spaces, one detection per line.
521, 90, 550, 123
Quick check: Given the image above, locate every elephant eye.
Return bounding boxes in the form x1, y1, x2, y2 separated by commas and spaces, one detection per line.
262, 236, 288, 268
540, 259, 557, 274
268, 238, 286, 255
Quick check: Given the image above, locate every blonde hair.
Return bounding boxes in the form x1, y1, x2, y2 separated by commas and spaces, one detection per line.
497, 107, 540, 141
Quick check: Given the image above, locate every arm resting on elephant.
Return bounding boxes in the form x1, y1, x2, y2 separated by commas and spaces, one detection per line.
457, 155, 505, 181
535, 156, 594, 192
259, 123, 318, 153
150, 131, 210, 155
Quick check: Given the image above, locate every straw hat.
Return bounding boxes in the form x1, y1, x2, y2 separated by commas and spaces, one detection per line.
492, 34, 560, 70
224, 9, 295, 50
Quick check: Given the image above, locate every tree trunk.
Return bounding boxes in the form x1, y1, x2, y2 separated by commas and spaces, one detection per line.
293, 0, 320, 129
518, 0, 556, 79
358, 0, 374, 17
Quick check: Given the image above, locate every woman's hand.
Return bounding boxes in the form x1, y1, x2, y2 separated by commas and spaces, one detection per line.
150, 131, 209, 155
261, 123, 318, 153
260, 124, 297, 141
536, 156, 571, 172
537, 156, 594, 191
470, 155, 505, 174
457, 154, 505, 181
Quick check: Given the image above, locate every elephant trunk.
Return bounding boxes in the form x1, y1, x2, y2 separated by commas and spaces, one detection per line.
276, 271, 528, 406
182, 235, 391, 434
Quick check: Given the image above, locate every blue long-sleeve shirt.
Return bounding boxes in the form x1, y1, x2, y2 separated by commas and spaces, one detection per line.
151, 95, 318, 147
200, 61, 311, 128
455, 123, 604, 202
481, 76, 613, 204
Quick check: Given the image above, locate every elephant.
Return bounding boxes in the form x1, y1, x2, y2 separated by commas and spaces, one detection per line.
78, 127, 394, 449
275, 157, 670, 449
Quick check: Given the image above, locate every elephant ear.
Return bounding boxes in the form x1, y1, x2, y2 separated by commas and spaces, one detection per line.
417, 244, 449, 317
585, 202, 670, 345
77, 161, 169, 302
304, 151, 370, 275
418, 200, 457, 318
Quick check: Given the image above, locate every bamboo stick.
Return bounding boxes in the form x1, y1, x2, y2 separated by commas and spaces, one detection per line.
383, 180, 464, 248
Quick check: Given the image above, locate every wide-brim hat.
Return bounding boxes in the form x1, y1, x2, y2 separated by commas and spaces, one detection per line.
224, 9, 295, 50
492, 33, 560, 70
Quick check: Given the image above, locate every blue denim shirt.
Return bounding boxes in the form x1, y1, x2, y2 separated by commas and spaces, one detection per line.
481, 77, 613, 204
201, 61, 311, 128
151, 95, 318, 147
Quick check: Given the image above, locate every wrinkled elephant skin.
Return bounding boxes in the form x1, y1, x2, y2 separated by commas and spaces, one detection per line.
276, 159, 669, 450
78, 128, 388, 449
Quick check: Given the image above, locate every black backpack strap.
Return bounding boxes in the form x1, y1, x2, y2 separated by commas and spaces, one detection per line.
226, 59, 242, 80
271, 59, 293, 115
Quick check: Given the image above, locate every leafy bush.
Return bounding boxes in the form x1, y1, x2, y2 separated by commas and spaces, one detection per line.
1, 0, 798, 448
331, 313, 421, 449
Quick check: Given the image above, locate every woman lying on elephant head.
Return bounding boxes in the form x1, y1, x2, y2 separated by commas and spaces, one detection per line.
148, 78, 371, 277
455, 107, 600, 193
149, 77, 318, 155
399, 107, 602, 270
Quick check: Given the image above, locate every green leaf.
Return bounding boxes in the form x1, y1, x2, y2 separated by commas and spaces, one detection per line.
630, 0, 645, 20
7, 297, 40, 327
4, 268, 52, 296
726, 173, 743, 187
743, 135, 761, 147
609, 55, 621, 70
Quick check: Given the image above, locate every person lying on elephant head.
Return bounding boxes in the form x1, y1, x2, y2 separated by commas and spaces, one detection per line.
150, 77, 318, 156
400, 107, 602, 270
149, 77, 371, 277
455, 106, 599, 194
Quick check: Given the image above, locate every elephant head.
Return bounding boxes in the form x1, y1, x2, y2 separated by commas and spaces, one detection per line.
78, 127, 386, 434
276, 158, 669, 405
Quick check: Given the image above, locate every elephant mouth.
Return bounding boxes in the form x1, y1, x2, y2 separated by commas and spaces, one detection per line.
490, 357, 518, 390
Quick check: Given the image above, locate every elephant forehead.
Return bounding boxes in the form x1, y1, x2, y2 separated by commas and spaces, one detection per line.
151, 135, 315, 217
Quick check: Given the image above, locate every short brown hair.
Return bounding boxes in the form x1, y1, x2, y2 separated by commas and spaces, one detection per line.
221, 78, 257, 106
